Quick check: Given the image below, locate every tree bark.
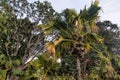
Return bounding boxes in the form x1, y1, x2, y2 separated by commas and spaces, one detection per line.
10, 76, 19, 80
77, 57, 82, 80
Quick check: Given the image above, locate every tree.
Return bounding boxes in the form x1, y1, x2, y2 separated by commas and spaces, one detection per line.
96, 20, 120, 79
97, 20, 120, 55
43, 1, 107, 80
0, 0, 56, 79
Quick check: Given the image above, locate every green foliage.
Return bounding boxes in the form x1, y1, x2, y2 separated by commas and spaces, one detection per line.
0, 0, 120, 80
80, 0, 100, 22
97, 20, 120, 54
12, 69, 22, 76
62, 8, 77, 23
24, 54, 60, 79
0, 69, 7, 80
0, 0, 56, 79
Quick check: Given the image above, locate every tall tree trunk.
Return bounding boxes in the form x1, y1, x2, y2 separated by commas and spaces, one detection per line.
76, 57, 82, 80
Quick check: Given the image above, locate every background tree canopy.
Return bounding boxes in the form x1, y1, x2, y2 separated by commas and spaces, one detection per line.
0, 0, 120, 80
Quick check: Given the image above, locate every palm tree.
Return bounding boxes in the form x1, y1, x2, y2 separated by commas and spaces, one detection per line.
43, 0, 104, 80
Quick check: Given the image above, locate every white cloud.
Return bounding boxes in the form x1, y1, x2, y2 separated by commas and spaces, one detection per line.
101, 12, 120, 25
100, 0, 120, 25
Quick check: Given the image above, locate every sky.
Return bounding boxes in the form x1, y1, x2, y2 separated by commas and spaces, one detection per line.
29, 0, 120, 26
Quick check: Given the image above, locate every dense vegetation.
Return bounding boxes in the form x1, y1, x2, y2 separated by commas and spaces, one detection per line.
0, 0, 120, 80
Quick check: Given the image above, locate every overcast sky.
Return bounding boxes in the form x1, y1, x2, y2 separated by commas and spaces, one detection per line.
29, 0, 120, 26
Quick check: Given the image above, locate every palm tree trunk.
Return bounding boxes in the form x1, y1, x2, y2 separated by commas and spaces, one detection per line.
76, 57, 82, 80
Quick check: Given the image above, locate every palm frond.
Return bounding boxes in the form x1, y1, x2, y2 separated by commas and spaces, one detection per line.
45, 42, 55, 57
